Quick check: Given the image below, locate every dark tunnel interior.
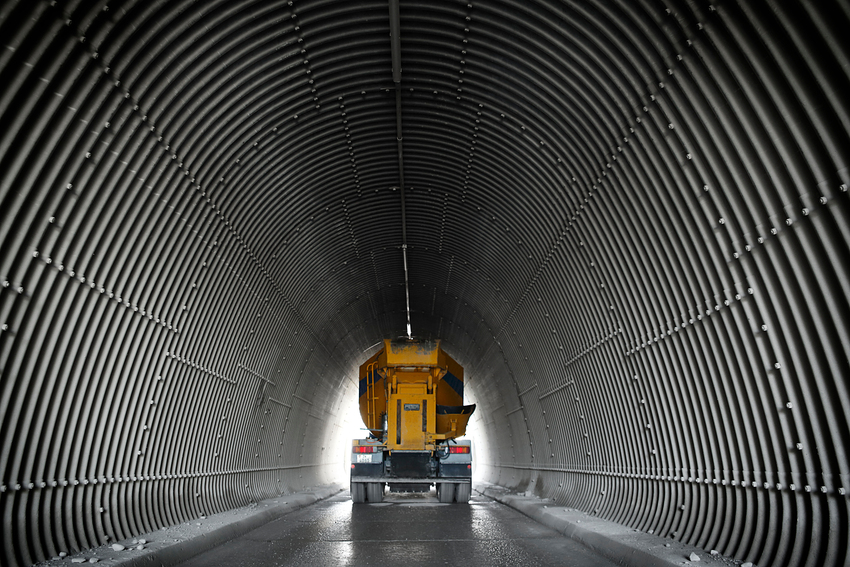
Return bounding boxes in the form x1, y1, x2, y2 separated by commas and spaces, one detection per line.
1, 1, 849, 565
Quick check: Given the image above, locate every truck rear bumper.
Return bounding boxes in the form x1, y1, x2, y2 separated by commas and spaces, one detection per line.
438, 463, 472, 477
350, 477, 470, 484
350, 463, 382, 477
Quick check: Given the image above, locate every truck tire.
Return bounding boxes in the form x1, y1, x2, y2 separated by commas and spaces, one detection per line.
366, 482, 383, 503
351, 482, 365, 503
455, 482, 471, 503
437, 482, 455, 503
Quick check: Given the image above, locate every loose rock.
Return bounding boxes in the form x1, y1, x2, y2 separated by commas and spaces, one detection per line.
741, 563, 754, 567
689, 552, 701, 562
111, 544, 125, 551
710, 550, 719, 556
71, 559, 85, 564
138, 538, 147, 544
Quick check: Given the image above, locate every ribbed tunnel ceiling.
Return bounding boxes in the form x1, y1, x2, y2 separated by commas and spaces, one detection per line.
1, 1, 849, 565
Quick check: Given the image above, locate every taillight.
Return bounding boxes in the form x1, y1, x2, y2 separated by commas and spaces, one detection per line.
353, 446, 379, 453
449, 446, 470, 454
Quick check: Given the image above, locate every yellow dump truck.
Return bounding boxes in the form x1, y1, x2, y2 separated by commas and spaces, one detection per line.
350, 339, 475, 503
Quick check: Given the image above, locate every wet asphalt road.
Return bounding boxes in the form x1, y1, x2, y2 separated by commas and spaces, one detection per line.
177, 490, 618, 567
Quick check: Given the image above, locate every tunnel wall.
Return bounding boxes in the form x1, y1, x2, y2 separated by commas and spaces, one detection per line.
0, 1, 369, 563
1, 1, 849, 566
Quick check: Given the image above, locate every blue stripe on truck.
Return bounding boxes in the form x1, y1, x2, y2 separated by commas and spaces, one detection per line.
443, 371, 463, 398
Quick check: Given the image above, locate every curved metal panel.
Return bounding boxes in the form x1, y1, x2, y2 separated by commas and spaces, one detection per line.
1, 1, 848, 566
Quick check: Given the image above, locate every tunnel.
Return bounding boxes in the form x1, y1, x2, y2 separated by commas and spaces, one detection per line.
1, 0, 848, 565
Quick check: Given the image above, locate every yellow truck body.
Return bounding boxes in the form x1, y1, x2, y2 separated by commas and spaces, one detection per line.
351, 339, 475, 503
359, 339, 472, 450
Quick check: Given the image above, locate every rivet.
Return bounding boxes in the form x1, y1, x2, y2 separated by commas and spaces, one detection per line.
786, 402, 792, 409
840, 184, 847, 192
785, 218, 793, 226
796, 443, 803, 450
802, 208, 809, 216
820, 196, 827, 205
774, 362, 781, 369
770, 227, 778, 235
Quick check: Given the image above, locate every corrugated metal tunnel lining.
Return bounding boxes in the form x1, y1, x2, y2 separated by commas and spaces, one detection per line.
1, 0, 848, 565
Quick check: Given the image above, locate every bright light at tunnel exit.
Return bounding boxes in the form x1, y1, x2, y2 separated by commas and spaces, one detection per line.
336, 387, 367, 483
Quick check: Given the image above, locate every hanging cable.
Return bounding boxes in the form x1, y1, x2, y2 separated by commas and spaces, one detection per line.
389, 0, 412, 339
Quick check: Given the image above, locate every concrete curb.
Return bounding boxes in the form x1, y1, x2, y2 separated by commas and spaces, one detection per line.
38, 484, 344, 567
476, 482, 742, 567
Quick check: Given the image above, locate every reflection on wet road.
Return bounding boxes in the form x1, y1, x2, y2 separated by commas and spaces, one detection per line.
177, 490, 618, 566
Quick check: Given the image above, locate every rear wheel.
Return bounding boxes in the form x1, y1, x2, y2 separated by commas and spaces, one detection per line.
437, 482, 455, 503
351, 482, 365, 503
366, 482, 383, 503
455, 482, 471, 503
